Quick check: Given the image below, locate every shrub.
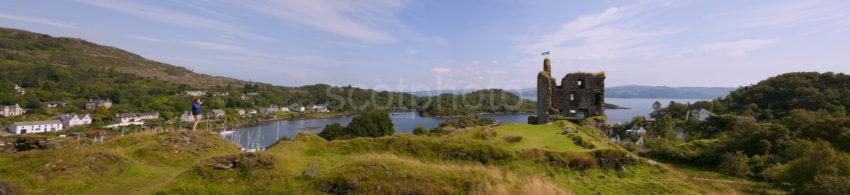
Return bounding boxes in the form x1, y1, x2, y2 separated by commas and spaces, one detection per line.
717, 151, 751, 177
317, 110, 394, 140
472, 128, 497, 140
412, 125, 427, 135
568, 134, 595, 149
503, 135, 523, 143
518, 149, 597, 170
592, 149, 637, 169
318, 123, 346, 140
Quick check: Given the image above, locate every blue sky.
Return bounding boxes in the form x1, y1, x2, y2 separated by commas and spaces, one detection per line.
1, 0, 849, 90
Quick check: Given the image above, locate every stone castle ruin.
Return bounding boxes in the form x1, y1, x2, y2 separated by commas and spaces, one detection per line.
528, 57, 605, 124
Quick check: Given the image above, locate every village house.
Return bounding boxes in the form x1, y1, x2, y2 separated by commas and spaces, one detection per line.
266, 105, 280, 114
0, 104, 24, 117
86, 99, 112, 110
116, 113, 160, 123
689, 108, 714, 121
280, 106, 290, 112
213, 92, 229, 96
59, 114, 92, 127
182, 90, 207, 96
236, 108, 246, 116
43, 101, 69, 108
310, 104, 330, 112
247, 109, 258, 115
288, 103, 305, 112
9, 120, 63, 134
180, 111, 197, 122
13, 84, 25, 95
625, 126, 647, 136
208, 109, 226, 118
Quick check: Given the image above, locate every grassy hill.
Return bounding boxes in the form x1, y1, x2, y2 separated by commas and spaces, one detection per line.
0, 122, 781, 194
0, 27, 243, 89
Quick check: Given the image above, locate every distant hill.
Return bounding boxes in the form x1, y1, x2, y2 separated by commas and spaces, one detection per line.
605, 85, 735, 99
0, 27, 243, 89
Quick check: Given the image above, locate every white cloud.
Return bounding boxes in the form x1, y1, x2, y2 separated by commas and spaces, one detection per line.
431, 67, 451, 74
230, 0, 402, 44
517, 3, 684, 62
126, 35, 162, 42
76, 0, 273, 41
0, 13, 76, 28
701, 39, 780, 56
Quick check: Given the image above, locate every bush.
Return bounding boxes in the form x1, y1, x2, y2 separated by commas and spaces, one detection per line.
317, 110, 394, 140
503, 135, 523, 143
318, 123, 347, 140
472, 128, 497, 140
412, 125, 427, 135
592, 149, 637, 169
781, 141, 850, 194
568, 134, 595, 149
717, 151, 751, 177
518, 149, 598, 170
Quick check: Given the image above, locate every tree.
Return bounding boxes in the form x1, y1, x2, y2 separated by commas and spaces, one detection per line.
318, 123, 346, 140
652, 101, 662, 111
412, 125, 427, 135
317, 110, 394, 140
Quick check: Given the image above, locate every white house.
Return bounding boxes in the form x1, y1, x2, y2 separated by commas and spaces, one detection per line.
116, 113, 160, 123
9, 120, 63, 134
310, 104, 329, 112
13, 84, 25, 95
43, 101, 68, 108
180, 111, 197, 122
266, 105, 279, 114
247, 109, 258, 115
1, 104, 24, 117
690, 108, 714, 121
86, 99, 112, 110
626, 126, 647, 136
182, 90, 207, 96
280, 106, 290, 112
288, 103, 305, 112
236, 109, 246, 116
208, 109, 226, 118
59, 114, 92, 127
136, 113, 159, 120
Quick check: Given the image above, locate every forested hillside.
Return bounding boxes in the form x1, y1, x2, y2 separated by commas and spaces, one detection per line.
619, 72, 850, 194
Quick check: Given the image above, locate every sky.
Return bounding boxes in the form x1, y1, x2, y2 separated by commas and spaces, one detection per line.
1, 0, 849, 90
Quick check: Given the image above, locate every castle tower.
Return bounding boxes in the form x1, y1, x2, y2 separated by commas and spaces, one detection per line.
529, 55, 606, 124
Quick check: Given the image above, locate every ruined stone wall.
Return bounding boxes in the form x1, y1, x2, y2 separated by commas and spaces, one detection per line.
529, 58, 605, 124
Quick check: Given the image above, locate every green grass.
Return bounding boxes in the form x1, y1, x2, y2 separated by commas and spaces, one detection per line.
0, 122, 784, 194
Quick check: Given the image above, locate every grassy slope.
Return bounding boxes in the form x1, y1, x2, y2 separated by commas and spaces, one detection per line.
0, 122, 782, 194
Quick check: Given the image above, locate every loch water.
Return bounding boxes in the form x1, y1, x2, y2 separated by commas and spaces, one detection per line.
225, 98, 706, 149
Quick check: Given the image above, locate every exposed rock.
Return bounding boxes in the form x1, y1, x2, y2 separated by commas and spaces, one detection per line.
199, 153, 274, 171
0, 181, 19, 195
302, 164, 317, 177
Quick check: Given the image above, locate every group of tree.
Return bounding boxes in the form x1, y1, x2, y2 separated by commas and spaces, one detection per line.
318, 110, 394, 140
628, 72, 850, 194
